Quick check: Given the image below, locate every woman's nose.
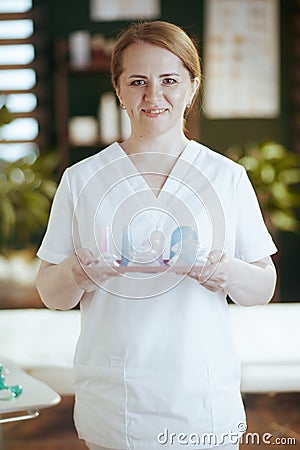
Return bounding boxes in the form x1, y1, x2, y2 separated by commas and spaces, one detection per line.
144, 82, 163, 102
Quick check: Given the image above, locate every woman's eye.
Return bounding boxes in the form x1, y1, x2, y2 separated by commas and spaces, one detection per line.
131, 80, 146, 86
163, 78, 177, 85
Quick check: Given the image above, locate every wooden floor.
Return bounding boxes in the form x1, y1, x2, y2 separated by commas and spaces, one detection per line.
1, 394, 300, 449
1, 396, 86, 450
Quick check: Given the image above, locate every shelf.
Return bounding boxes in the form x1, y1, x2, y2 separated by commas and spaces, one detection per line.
54, 37, 114, 171
55, 38, 111, 73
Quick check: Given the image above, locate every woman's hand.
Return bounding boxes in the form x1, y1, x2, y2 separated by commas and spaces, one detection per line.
71, 248, 121, 293
187, 249, 277, 305
188, 250, 231, 292
36, 248, 121, 310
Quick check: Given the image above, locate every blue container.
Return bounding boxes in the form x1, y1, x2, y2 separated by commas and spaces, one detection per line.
120, 226, 133, 266
169, 226, 198, 265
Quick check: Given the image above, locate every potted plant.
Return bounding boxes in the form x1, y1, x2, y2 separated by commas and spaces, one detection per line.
225, 141, 300, 237
0, 99, 59, 307
0, 151, 59, 252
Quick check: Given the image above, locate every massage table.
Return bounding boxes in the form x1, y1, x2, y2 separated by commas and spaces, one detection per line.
0, 303, 300, 395
0, 358, 60, 424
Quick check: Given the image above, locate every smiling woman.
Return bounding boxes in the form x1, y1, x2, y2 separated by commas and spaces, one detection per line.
36, 20, 277, 450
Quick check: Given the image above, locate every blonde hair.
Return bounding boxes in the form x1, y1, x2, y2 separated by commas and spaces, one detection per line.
111, 21, 201, 110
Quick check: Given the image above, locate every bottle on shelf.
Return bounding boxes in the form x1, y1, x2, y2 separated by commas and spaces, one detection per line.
68, 30, 91, 69
120, 106, 131, 141
98, 91, 119, 144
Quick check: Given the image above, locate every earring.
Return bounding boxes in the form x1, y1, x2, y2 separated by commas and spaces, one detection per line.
120, 104, 126, 110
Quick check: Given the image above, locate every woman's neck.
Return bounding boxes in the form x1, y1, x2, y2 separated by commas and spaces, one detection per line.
120, 130, 190, 157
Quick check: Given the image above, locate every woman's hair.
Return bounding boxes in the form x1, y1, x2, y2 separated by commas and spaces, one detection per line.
111, 20, 201, 109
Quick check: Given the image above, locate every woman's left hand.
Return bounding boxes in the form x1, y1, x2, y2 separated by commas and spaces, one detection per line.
188, 250, 232, 292
187, 250, 277, 305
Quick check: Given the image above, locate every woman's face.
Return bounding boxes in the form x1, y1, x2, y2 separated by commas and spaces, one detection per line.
115, 42, 198, 139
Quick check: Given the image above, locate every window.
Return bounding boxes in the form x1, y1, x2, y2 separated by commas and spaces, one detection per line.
0, 0, 48, 161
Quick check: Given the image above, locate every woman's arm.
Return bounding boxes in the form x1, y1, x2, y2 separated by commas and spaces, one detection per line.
189, 251, 277, 306
36, 257, 85, 310
36, 248, 119, 310
225, 255, 276, 306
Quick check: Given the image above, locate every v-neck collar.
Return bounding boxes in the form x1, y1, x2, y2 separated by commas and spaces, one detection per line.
110, 140, 200, 202
102, 140, 202, 232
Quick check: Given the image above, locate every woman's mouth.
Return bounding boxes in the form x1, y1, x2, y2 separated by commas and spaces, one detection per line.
142, 108, 166, 116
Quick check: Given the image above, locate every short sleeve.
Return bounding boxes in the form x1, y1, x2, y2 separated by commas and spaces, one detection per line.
37, 169, 75, 264
234, 167, 277, 262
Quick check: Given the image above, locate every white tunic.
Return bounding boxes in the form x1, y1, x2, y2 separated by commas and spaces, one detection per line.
37, 141, 277, 449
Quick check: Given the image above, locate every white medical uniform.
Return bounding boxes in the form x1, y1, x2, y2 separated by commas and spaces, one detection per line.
37, 141, 277, 450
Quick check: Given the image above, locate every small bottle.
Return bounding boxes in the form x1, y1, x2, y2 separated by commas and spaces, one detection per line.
98, 92, 119, 144
120, 106, 131, 140
98, 226, 112, 261
69, 30, 91, 69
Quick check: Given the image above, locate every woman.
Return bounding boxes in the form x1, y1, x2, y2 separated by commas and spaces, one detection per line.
36, 21, 277, 450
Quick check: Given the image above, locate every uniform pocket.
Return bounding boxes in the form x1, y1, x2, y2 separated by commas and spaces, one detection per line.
124, 364, 214, 448
209, 360, 246, 436
74, 361, 127, 448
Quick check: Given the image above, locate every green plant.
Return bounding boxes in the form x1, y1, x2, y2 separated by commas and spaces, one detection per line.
0, 97, 59, 251
0, 151, 59, 251
225, 141, 300, 234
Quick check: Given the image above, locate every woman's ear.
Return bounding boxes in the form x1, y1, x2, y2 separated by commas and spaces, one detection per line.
190, 77, 200, 103
115, 90, 124, 109
193, 76, 201, 92
185, 77, 201, 110
114, 82, 121, 102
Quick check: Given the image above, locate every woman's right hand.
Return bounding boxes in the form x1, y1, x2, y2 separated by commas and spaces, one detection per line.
70, 248, 120, 293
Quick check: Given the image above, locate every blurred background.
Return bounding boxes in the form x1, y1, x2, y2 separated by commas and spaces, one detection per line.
0, 2, 300, 449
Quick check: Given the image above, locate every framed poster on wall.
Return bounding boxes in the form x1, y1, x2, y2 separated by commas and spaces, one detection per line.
203, 0, 280, 119
90, 0, 160, 21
